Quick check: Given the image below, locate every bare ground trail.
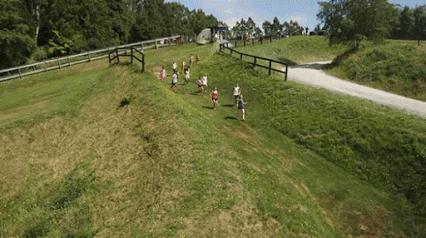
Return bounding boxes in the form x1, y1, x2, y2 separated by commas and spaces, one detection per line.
286, 61, 426, 118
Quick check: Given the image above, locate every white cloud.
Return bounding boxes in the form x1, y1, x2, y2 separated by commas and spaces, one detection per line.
286, 15, 308, 25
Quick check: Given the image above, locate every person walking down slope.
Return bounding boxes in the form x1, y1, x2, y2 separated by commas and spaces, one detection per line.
232, 84, 241, 102
189, 55, 193, 67
211, 87, 219, 110
184, 68, 190, 84
171, 72, 178, 90
159, 66, 167, 81
172, 62, 177, 73
197, 74, 208, 92
237, 94, 246, 121
182, 61, 186, 72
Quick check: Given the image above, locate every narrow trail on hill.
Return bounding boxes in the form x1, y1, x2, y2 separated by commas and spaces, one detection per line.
286, 61, 426, 118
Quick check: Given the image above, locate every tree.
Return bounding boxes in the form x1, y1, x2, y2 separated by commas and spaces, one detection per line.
262, 20, 272, 36
413, 5, 426, 45
318, 0, 398, 46
271, 17, 282, 36
282, 20, 303, 36
0, 0, 35, 68
398, 6, 415, 39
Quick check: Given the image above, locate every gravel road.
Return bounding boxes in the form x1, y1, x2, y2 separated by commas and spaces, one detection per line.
286, 61, 426, 118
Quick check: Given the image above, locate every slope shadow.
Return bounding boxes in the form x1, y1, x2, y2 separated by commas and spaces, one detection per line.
276, 57, 298, 66
295, 63, 331, 70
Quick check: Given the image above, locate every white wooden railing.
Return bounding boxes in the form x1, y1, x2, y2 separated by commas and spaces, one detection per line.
0, 35, 181, 82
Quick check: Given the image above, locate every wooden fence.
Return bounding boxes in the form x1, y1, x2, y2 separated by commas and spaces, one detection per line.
108, 46, 145, 73
219, 43, 288, 81
0, 35, 181, 82
231, 35, 283, 48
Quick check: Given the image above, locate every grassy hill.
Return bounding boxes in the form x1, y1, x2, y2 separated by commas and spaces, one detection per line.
0, 43, 425, 237
236, 36, 347, 65
328, 40, 426, 101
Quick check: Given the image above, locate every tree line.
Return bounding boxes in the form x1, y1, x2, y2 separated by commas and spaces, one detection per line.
0, 0, 219, 69
231, 17, 307, 40
317, 0, 426, 46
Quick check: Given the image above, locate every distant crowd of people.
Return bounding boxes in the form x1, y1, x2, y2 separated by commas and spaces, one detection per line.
159, 54, 246, 121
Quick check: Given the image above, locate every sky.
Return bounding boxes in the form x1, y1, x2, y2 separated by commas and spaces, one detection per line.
165, 0, 426, 29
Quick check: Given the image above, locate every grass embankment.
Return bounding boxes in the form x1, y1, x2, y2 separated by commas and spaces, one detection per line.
328, 40, 426, 101
237, 36, 426, 101
0, 43, 425, 236
236, 36, 347, 65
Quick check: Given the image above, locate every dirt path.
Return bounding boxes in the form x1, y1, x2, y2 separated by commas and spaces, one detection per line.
286, 61, 426, 118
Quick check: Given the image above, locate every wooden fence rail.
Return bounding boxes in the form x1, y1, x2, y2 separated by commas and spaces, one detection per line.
0, 35, 181, 82
219, 43, 288, 81
108, 47, 145, 73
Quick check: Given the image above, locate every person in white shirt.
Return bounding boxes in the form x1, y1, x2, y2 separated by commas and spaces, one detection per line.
171, 72, 178, 90
197, 75, 208, 92
202, 75, 208, 87
172, 62, 177, 73
184, 69, 190, 84
232, 84, 241, 102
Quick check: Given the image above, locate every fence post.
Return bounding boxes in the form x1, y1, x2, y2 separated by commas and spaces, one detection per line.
57, 58, 61, 69
44, 61, 47, 72
141, 42, 144, 52
142, 54, 145, 73
116, 49, 119, 64
88, 52, 91, 62
268, 60, 272, 75
240, 53, 243, 60
155, 40, 158, 49
285, 65, 288, 81
253, 57, 257, 68
130, 48, 134, 64
68, 56, 71, 66
18, 68, 22, 79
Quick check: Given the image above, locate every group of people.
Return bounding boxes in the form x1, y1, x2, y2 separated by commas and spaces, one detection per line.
159, 55, 246, 121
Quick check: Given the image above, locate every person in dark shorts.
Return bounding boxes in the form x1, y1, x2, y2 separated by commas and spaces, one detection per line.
237, 94, 246, 121
171, 72, 178, 90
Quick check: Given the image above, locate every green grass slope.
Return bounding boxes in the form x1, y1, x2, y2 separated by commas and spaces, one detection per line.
328, 40, 426, 101
0, 44, 424, 237
236, 36, 347, 65
237, 36, 426, 101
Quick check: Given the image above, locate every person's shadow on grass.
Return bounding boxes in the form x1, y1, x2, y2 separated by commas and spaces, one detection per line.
225, 116, 238, 120
221, 104, 234, 108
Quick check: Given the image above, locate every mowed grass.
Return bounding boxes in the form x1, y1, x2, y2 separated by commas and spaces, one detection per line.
0, 43, 425, 237
0, 60, 111, 128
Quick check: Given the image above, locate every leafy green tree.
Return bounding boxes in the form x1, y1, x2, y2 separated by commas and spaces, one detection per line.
271, 17, 282, 36
413, 5, 426, 45
262, 20, 272, 36
282, 20, 303, 36
318, 0, 398, 46
398, 6, 415, 39
0, 0, 35, 68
